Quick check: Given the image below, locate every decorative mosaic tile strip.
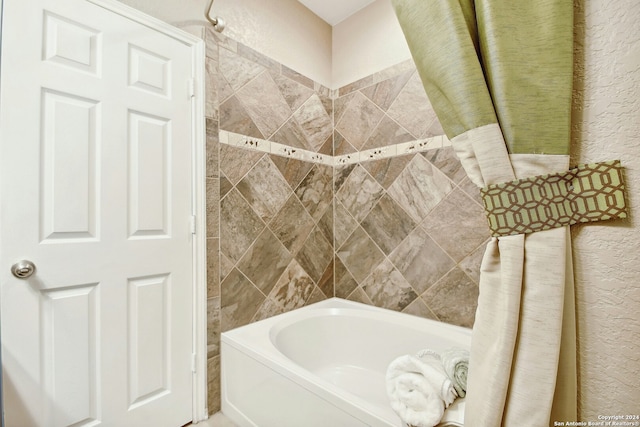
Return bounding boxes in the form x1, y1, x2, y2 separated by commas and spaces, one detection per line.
219, 130, 450, 166
481, 160, 628, 237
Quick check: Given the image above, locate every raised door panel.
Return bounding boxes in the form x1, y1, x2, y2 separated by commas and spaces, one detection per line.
41, 89, 101, 242
127, 274, 171, 408
128, 111, 171, 239
41, 284, 100, 426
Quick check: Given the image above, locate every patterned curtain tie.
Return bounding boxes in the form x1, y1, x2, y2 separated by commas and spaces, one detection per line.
480, 160, 628, 237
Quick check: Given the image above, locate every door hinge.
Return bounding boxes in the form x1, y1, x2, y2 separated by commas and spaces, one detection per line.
188, 78, 196, 98
190, 215, 197, 234
191, 353, 197, 373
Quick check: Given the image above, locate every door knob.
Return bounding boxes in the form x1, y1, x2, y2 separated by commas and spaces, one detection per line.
11, 260, 36, 279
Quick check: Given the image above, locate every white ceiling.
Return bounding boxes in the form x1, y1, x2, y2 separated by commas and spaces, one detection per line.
297, 0, 376, 26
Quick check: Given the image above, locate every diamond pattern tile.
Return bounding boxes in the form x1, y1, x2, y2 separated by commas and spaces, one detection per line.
361, 259, 417, 311
294, 164, 333, 222
215, 35, 483, 338
269, 195, 315, 254
335, 92, 384, 150
236, 71, 292, 138
220, 268, 265, 331
219, 188, 264, 263
387, 72, 438, 138
337, 226, 385, 283
361, 194, 416, 255
210, 35, 491, 419
336, 165, 385, 222
387, 154, 454, 223
236, 228, 292, 295
422, 189, 490, 262
295, 227, 333, 283
236, 156, 291, 223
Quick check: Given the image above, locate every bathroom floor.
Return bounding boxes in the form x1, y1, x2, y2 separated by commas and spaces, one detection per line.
189, 412, 238, 427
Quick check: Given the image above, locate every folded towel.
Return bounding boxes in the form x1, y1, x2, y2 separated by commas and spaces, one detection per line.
441, 348, 469, 398
386, 353, 457, 427
406, 398, 466, 427
415, 350, 458, 406
438, 397, 465, 426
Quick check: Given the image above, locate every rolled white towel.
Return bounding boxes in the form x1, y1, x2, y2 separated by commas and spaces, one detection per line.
386, 354, 457, 427
415, 350, 458, 406
440, 348, 469, 398
438, 397, 465, 427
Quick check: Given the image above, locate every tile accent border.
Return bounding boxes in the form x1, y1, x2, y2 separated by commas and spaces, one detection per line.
219, 130, 452, 166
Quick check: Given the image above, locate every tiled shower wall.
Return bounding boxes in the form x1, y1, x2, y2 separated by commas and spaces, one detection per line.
203, 29, 490, 413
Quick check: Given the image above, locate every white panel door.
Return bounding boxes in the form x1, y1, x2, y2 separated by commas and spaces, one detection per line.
0, 0, 196, 425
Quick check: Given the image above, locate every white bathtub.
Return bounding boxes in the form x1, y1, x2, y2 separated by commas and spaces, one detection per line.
221, 298, 471, 427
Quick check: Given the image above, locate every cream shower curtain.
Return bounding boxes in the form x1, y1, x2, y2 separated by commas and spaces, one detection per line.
391, 1, 578, 425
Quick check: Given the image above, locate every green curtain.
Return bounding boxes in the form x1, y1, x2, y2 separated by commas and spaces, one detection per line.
391, 1, 577, 426
392, 0, 573, 153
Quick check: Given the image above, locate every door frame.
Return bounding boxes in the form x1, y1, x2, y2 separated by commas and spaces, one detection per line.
0, 0, 209, 422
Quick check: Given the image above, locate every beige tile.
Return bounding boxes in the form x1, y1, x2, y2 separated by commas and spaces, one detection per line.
294, 164, 333, 222
293, 94, 333, 151
338, 74, 374, 96
361, 194, 416, 255
402, 297, 439, 320
458, 240, 489, 285
317, 260, 334, 298
271, 117, 313, 150
268, 259, 315, 311
334, 92, 384, 150
387, 72, 438, 139
207, 297, 220, 358
422, 146, 467, 184
360, 69, 414, 112
207, 238, 220, 298
206, 118, 219, 178
236, 71, 292, 138
219, 189, 264, 263
236, 228, 291, 295
206, 178, 220, 238
361, 259, 417, 311
220, 269, 265, 331
218, 45, 264, 92
335, 165, 384, 222
422, 267, 478, 328
361, 154, 413, 189
269, 155, 314, 189
336, 226, 385, 283
269, 195, 315, 255
389, 227, 455, 294
306, 286, 329, 305
361, 115, 414, 151
236, 156, 290, 223
295, 227, 333, 283
207, 355, 221, 414
387, 154, 454, 223
334, 258, 358, 299
219, 95, 264, 139
346, 287, 373, 305
422, 189, 491, 262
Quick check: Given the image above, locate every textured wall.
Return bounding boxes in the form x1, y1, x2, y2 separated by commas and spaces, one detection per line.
332, 0, 411, 88
117, 0, 333, 86
570, 0, 640, 418
213, 0, 333, 87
